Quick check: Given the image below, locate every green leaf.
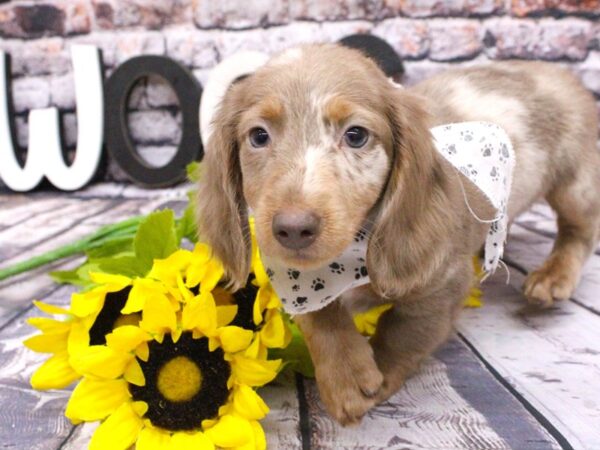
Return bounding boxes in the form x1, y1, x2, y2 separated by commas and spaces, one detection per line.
186, 162, 202, 182
133, 210, 178, 271
50, 269, 88, 287
50, 260, 101, 288
96, 255, 148, 278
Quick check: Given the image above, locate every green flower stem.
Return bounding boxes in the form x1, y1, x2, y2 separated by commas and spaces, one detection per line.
0, 216, 143, 282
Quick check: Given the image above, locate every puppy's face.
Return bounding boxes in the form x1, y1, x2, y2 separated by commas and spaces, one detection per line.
234, 46, 395, 268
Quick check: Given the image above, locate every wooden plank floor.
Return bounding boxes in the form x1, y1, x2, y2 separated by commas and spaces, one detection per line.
0, 185, 598, 449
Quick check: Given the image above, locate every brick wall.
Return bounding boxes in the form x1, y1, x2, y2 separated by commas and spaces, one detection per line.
0, 0, 598, 184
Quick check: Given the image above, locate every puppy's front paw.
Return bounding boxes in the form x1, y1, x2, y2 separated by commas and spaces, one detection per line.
314, 343, 383, 426
524, 263, 578, 308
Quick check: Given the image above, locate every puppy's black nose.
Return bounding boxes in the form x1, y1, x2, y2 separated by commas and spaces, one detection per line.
272, 210, 321, 250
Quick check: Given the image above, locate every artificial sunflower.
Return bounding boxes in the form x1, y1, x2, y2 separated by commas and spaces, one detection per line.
65, 281, 279, 450
23, 278, 132, 390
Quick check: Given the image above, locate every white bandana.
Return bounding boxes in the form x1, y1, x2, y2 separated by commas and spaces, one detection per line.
261, 121, 515, 314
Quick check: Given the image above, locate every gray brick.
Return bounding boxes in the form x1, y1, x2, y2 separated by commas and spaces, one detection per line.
0, 38, 69, 76
486, 18, 593, 61
373, 18, 429, 59
50, 73, 75, 109
262, 22, 322, 53
385, 0, 503, 17
429, 19, 482, 61
127, 110, 182, 145
114, 31, 166, 65
165, 27, 219, 68
290, 0, 387, 21
92, 0, 191, 30
194, 0, 289, 29
318, 20, 373, 43
137, 145, 178, 167
12, 76, 51, 113
510, 0, 600, 17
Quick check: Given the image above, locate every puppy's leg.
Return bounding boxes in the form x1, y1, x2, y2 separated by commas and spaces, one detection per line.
524, 165, 600, 307
370, 265, 470, 402
294, 300, 384, 426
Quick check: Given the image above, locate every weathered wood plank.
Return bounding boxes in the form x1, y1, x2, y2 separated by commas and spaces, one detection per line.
458, 269, 600, 450
0, 383, 72, 450
0, 284, 76, 450
504, 223, 600, 315
303, 337, 557, 449
436, 339, 560, 450
0, 198, 121, 265
513, 203, 600, 256
260, 383, 304, 449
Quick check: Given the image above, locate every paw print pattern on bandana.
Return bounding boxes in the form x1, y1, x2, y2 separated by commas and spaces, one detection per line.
311, 278, 325, 291
354, 266, 368, 280
287, 269, 300, 280
261, 229, 374, 314
431, 121, 515, 273
329, 262, 345, 274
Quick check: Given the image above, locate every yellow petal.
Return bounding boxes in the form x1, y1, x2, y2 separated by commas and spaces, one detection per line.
65, 378, 130, 422
136, 341, 150, 362
231, 355, 281, 387
106, 325, 151, 353
23, 331, 68, 353
205, 414, 253, 448
26, 317, 70, 333
169, 432, 214, 450
124, 359, 146, 386
139, 294, 177, 337
89, 402, 143, 450
136, 426, 171, 450
250, 234, 269, 288
216, 305, 238, 327
201, 260, 224, 292
218, 326, 254, 353
232, 385, 269, 420
124, 278, 168, 314
33, 300, 70, 316
243, 336, 267, 360
259, 311, 290, 348
30, 351, 80, 390
250, 420, 267, 450
149, 249, 192, 286
70, 346, 131, 379
70, 289, 105, 318
185, 244, 212, 288
176, 273, 194, 303
89, 272, 132, 291
67, 320, 91, 355
181, 293, 217, 336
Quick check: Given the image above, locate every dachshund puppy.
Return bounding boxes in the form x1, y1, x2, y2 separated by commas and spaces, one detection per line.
197, 44, 600, 425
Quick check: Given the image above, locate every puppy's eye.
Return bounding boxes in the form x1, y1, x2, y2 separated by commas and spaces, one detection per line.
249, 127, 270, 148
343, 126, 369, 148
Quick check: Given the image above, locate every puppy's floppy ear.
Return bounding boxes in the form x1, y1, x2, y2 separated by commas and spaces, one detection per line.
196, 83, 250, 291
367, 89, 455, 298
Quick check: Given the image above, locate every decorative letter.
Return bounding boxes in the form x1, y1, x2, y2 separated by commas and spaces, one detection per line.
0, 45, 104, 191
104, 55, 203, 187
